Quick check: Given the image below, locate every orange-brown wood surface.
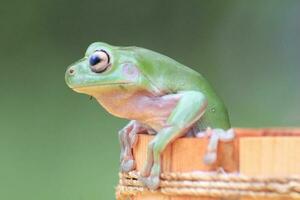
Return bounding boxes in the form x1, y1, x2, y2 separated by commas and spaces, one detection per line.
133, 134, 238, 200
240, 136, 300, 200
132, 128, 300, 200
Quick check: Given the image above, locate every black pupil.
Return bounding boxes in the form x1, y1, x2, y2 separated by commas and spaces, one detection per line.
89, 54, 102, 66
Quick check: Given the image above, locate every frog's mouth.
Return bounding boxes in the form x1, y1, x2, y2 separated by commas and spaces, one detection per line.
71, 82, 133, 95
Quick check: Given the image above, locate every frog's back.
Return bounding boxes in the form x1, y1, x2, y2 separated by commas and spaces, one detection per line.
121, 46, 231, 130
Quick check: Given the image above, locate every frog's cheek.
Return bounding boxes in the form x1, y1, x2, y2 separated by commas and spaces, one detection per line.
122, 63, 140, 82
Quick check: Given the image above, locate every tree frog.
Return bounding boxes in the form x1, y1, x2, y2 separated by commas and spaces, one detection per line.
65, 42, 231, 189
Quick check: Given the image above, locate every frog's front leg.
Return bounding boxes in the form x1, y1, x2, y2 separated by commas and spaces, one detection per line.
119, 120, 147, 172
140, 91, 207, 189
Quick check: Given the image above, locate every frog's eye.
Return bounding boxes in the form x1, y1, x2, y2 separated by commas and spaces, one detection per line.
89, 50, 110, 73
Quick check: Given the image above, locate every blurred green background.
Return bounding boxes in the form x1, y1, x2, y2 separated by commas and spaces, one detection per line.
1, 0, 299, 199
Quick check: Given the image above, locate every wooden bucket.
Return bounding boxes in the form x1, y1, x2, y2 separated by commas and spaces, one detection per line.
127, 128, 300, 200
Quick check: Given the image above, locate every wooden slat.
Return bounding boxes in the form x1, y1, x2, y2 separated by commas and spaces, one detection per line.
240, 136, 300, 200
240, 136, 300, 175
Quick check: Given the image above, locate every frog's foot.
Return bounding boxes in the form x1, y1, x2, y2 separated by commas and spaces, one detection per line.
119, 120, 146, 172
139, 175, 160, 190
119, 144, 137, 172
203, 151, 217, 165
197, 128, 235, 165
121, 158, 136, 173
139, 164, 161, 190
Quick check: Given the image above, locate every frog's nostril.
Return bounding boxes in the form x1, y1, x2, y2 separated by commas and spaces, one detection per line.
68, 67, 75, 75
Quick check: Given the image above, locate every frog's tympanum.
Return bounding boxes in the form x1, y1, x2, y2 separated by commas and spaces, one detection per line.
65, 42, 231, 189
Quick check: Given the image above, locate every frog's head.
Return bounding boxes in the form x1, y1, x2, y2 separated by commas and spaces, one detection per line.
65, 42, 142, 95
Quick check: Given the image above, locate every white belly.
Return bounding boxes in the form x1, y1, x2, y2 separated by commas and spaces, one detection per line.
94, 89, 181, 131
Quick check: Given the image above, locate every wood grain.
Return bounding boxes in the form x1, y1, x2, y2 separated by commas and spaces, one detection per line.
133, 134, 238, 200
240, 137, 300, 176
240, 136, 300, 200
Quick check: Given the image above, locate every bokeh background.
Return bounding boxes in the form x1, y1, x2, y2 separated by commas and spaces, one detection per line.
1, 0, 300, 199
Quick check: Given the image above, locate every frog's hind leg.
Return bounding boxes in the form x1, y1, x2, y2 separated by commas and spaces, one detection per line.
140, 91, 207, 189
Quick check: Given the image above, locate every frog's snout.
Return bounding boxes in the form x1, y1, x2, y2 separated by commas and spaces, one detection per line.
68, 66, 76, 76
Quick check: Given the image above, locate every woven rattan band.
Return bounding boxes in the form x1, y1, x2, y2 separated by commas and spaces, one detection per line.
116, 171, 300, 199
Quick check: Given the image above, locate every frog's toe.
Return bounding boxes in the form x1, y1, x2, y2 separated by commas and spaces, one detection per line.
139, 175, 160, 190
121, 159, 136, 173
203, 151, 217, 165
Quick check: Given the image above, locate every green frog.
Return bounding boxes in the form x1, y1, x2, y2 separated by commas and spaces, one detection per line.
65, 42, 231, 189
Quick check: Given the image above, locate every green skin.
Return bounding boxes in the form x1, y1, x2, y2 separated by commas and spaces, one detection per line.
65, 42, 231, 189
